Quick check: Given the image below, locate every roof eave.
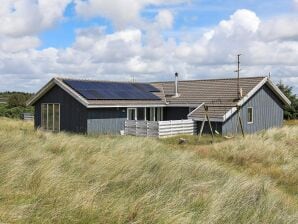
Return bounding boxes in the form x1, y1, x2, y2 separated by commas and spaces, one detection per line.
220, 76, 291, 122
26, 77, 89, 107
266, 79, 291, 106
26, 78, 56, 106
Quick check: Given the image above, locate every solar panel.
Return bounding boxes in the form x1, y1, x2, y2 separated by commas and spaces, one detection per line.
132, 83, 160, 92
64, 80, 161, 100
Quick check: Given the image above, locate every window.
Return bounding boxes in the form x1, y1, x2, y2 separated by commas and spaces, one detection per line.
127, 108, 137, 120
128, 107, 163, 121
41, 104, 60, 131
155, 107, 163, 121
137, 108, 145, 120
247, 107, 253, 124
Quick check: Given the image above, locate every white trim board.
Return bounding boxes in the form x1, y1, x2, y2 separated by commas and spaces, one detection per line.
187, 103, 204, 117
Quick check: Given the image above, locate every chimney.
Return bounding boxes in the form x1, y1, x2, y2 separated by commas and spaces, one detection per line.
174, 72, 179, 97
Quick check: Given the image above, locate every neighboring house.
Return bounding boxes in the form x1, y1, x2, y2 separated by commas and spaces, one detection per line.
27, 75, 291, 136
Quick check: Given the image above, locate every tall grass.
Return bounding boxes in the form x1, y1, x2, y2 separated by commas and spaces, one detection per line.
0, 117, 297, 223
194, 126, 298, 198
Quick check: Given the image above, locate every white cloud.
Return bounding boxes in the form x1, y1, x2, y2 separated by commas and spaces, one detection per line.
155, 10, 174, 29
218, 9, 260, 35
0, 8, 298, 93
75, 0, 185, 28
259, 16, 298, 41
0, 35, 40, 52
0, 0, 71, 37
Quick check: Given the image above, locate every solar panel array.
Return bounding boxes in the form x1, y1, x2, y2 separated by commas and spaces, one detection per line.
63, 80, 161, 100
132, 83, 160, 92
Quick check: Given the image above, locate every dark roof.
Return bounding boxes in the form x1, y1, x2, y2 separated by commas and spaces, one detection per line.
188, 104, 235, 121
63, 79, 161, 101
156, 76, 265, 105
157, 76, 266, 121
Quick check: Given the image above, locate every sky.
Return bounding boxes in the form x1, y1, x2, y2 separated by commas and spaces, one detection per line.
0, 0, 298, 93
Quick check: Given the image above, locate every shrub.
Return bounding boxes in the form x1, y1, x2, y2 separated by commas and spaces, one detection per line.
7, 93, 31, 108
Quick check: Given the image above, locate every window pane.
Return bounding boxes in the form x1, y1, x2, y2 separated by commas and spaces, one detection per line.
54, 104, 60, 132
41, 104, 47, 129
156, 108, 161, 121
48, 104, 53, 130
128, 109, 136, 120
248, 108, 253, 123
150, 108, 155, 121
146, 108, 150, 121
137, 108, 145, 120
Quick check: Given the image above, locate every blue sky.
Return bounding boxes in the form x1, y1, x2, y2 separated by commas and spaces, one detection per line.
0, 0, 298, 93
39, 0, 295, 49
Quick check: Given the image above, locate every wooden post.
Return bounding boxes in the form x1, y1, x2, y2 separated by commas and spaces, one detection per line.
198, 117, 206, 141
237, 106, 245, 137
235, 108, 239, 134
204, 105, 214, 143
235, 106, 245, 137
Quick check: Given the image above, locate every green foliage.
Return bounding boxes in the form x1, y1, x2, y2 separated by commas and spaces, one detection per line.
277, 82, 298, 119
0, 104, 33, 119
7, 93, 32, 108
0, 92, 34, 119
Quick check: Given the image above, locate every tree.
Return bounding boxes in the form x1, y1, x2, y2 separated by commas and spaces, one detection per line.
277, 81, 298, 120
7, 93, 31, 108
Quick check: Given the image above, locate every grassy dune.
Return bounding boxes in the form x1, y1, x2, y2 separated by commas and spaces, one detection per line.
0, 118, 297, 223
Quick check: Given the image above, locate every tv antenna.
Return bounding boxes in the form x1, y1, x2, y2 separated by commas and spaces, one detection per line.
234, 54, 242, 99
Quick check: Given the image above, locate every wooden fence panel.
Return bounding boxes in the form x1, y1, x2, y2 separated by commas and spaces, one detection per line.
125, 120, 196, 137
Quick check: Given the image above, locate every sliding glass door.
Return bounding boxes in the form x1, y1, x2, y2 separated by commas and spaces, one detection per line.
41, 104, 60, 132
128, 107, 163, 121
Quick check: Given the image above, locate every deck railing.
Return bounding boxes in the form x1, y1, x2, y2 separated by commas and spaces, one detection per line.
125, 120, 197, 137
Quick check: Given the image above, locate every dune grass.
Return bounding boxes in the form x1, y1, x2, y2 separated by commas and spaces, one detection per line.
0, 118, 297, 223
284, 119, 298, 126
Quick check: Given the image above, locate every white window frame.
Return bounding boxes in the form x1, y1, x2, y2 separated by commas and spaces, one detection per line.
126, 107, 163, 121
127, 108, 137, 120
247, 107, 253, 124
149, 107, 155, 121
144, 108, 147, 121
41, 103, 60, 132
156, 107, 163, 121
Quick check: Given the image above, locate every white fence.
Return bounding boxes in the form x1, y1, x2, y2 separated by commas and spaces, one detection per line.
22, 113, 34, 121
125, 120, 197, 137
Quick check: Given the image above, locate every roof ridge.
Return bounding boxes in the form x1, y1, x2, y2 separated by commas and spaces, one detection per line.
55, 75, 266, 84
151, 76, 266, 84
56, 77, 151, 84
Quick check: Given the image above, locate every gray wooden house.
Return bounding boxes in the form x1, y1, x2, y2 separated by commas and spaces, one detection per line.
27, 75, 291, 136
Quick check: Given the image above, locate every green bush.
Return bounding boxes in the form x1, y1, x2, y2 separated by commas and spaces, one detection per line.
0, 92, 34, 119
7, 93, 31, 108
0, 104, 33, 119
277, 82, 298, 119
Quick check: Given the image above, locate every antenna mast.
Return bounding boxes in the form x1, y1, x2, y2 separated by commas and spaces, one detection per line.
235, 54, 241, 99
